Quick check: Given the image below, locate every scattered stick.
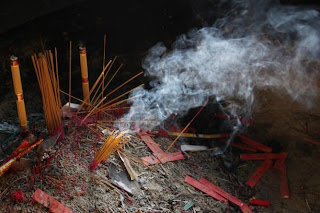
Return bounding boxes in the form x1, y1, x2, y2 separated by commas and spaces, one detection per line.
80, 97, 107, 125
60, 90, 93, 107
91, 56, 118, 107
76, 60, 112, 113
101, 84, 144, 108
101, 71, 143, 101
160, 99, 208, 160
54, 48, 61, 108
102, 34, 107, 99
69, 41, 72, 113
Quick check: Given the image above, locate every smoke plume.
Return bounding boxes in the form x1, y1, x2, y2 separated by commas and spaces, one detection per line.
117, 0, 320, 131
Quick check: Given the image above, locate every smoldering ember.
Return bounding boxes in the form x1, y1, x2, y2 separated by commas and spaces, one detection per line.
1, 0, 320, 212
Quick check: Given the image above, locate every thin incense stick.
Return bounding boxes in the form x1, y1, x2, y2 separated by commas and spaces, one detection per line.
103, 71, 143, 99
160, 100, 208, 159
94, 95, 141, 114
55, 48, 61, 108
103, 35, 106, 69
32, 52, 62, 133
80, 97, 106, 125
91, 61, 121, 107
69, 41, 72, 113
76, 60, 112, 113
60, 90, 93, 107
90, 56, 117, 108
104, 63, 122, 89
102, 34, 107, 99
100, 84, 144, 108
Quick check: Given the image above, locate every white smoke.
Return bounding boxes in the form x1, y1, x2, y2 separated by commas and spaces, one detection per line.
116, 0, 320, 131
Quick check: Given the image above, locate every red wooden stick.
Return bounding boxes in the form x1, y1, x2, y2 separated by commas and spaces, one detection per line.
184, 176, 228, 204
240, 153, 287, 161
137, 129, 184, 165
199, 177, 252, 213
249, 199, 270, 207
237, 135, 272, 153
276, 160, 290, 198
246, 160, 273, 188
32, 189, 73, 213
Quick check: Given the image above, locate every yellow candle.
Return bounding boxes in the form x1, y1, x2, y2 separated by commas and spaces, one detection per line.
79, 46, 90, 104
10, 56, 28, 133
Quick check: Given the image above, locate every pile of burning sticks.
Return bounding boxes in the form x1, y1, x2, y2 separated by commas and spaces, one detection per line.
90, 130, 130, 171
1, 36, 143, 177
1, 36, 291, 213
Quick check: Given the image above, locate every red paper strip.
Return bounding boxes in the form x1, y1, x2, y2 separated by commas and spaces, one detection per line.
276, 160, 290, 198
137, 129, 184, 165
246, 160, 273, 188
184, 176, 228, 204
141, 152, 185, 165
136, 129, 165, 155
237, 135, 272, 153
156, 152, 185, 163
32, 189, 73, 213
273, 153, 288, 170
199, 178, 252, 213
230, 143, 257, 152
240, 152, 287, 161
141, 155, 160, 166
249, 199, 270, 207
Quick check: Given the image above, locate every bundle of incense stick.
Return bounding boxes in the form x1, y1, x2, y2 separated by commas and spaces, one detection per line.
90, 131, 129, 171
31, 50, 62, 133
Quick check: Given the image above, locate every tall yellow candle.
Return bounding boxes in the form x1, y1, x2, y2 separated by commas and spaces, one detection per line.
10, 56, 28, 132
79, 45, 90, 104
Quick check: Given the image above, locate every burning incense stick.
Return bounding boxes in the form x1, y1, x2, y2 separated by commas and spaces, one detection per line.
90, 59, 120, 107
103, 71, 143, 99
94, 95, 141, 114
102, 34, 107, 99
80, 97, 107, 125
78, 71, 143, 121
104, 63, 123, 91
167, 132, 231, 139
54, 48, 61, 108
69, 41, 72, 113
90, 56, 118, 107
92, 71, 143, 113
103, 34, 107, 69
60, 90, 93, 107
76, 60, 112, 114
101, 84, 144, 107
160, 100, 208, 161
90, 131, 129, 171
31, 52, 62, 133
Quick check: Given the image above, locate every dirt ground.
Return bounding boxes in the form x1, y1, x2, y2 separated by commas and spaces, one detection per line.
1, 1, 320, 212
0, 109, 320, 213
